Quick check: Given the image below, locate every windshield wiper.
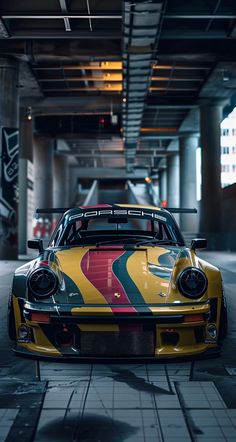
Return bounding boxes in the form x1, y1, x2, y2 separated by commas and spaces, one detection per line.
136, 239, 178, 247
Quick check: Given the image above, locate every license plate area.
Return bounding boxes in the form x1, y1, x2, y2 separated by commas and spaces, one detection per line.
80, 330, 155, 356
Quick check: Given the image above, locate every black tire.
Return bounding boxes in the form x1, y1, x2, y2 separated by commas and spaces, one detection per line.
8, 296, 16, 340
219, 295, 228, 340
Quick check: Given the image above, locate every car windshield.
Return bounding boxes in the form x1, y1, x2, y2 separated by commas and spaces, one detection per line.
49, 207, 184, 247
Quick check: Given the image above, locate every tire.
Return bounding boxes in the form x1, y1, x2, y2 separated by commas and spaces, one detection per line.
8, 296, 16, 340
219, 295, 228, 340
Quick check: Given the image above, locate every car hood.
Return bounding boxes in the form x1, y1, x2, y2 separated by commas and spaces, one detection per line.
52, 245, 201, 305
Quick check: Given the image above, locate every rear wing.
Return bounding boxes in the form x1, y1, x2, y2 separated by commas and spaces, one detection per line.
35, 207, 197, 215
36, 208, 70, 214
165, 208, 197, 214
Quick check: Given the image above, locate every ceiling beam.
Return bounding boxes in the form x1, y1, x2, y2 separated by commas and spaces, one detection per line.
2, 14, 122, 19
146, 104, 197, 109
43, 85, 122, 92
38, 75, 122, 82
151, 76, 203, 81
6, 30, 121, 39
153, 65, 210, 70
164, 14, 236, 19
58, 151, 174, 157
161, 30, 234, 39
123, 1, 164, 169
34, 63, 122, 71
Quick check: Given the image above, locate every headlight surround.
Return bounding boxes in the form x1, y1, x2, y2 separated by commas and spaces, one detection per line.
28, 267, 58, 299
177, 267, 208, 299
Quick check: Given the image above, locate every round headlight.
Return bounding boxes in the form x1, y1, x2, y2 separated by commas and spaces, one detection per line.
28, 268, 58, 298
177, 267, 208, 299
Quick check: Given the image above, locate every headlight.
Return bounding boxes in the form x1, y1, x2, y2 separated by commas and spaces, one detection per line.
177, 267, 208, 299
28, 268, 58, 298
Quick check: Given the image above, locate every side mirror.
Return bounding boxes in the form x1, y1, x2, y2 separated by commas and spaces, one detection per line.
191, 238, 207, 251
28, 239, 44, 253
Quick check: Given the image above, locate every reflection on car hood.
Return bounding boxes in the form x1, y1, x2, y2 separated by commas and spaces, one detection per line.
53, 245, 198, 305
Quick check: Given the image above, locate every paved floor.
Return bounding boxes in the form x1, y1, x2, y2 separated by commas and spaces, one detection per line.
1, 252, 236, 441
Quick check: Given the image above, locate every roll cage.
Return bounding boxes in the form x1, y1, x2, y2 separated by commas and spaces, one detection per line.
48, 206, 185, 248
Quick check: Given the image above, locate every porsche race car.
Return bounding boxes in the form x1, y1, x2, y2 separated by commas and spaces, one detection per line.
8, 204, 227, 360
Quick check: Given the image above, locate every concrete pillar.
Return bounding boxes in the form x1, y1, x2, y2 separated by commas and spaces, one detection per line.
167, 154, 180, 224
33, 137, 53, 239
34, 137, 53, 208
0, 58, 20, 259
18, 113, 33, 254
53, 154, 69, 208
179, 134, 199, 232
199, 103, 223, 244
69, 168, 79, 205
167, 154, 179, 207
159, 169, 167, 203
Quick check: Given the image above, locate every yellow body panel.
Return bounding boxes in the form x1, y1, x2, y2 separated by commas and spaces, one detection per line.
71, 307, 113, 315
56, 248, 108, 304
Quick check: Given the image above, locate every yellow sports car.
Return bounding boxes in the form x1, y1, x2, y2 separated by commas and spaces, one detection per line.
8, 204, 227, 360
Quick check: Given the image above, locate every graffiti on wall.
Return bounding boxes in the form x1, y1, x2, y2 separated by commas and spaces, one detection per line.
0, 128, 19, 248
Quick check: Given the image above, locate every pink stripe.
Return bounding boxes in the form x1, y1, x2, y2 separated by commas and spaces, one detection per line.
111, 307, 137, 315
81, 250, 136, 307
96, 245, 124, 250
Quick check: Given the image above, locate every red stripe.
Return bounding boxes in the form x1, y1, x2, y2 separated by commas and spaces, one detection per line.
81, 250, 137, 309
96, 245, 124, 250
111, 307, 137, 314
38, 260, 49, 267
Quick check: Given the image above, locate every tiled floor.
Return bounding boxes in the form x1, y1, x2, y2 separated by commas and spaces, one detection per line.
31, 363, 236, 442
187, 409, 236, 441
2, 362, 236, 441
0, 409, 19, 441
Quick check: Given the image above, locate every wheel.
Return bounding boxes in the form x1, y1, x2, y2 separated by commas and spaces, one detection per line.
219, 295, 228, 340
8, 295, 16, 340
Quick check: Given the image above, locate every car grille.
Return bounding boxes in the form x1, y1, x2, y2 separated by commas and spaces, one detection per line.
80, 331, 155, 356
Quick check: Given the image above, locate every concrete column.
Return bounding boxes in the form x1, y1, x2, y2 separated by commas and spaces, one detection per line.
159, 169, 167, 203
18, 113, 33, 254
53, 154, 69, 208
33, 137, 53, 239
34, 137, 53, 208
199, 103, 223, 244
179, 134, 199, 232
69, 168, 79, 205
0, 58, 20, 259
167, 154, 180, 224
167, 154, 179, 207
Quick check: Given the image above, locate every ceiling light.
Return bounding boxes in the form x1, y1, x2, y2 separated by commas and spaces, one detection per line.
222, 69, 229, 82
26, 106, 32, 121
111, 114, 118, 125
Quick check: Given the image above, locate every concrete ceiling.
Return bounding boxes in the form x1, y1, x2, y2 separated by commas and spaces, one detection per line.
1, 0, 236, 172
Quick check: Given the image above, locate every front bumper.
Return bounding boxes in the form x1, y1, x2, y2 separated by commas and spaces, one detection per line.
14, 300, 219, 360
13, 344, 220, 362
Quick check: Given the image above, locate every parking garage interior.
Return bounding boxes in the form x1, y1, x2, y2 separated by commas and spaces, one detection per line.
1, 1, 236, 441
